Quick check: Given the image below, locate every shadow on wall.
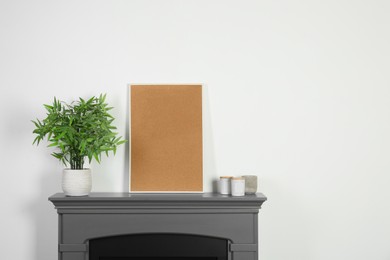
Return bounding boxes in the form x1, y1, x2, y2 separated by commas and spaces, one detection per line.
123, 86, 130, 191
29, 169, 59, 260
203, 84, 219, 192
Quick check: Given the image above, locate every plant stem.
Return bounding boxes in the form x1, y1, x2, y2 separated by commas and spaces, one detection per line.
70, 152, 84, 169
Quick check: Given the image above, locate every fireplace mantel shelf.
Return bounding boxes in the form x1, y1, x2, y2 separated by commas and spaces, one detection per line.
49, 192, 267, 209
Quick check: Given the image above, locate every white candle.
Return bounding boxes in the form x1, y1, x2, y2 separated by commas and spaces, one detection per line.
219, 176, 233, 195
231, 177, 245, 197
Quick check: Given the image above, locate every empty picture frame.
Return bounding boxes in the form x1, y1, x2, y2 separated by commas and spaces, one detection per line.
130, 84, 203, 192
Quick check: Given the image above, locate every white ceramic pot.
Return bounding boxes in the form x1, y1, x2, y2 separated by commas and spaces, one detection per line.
62, 169, 92, 196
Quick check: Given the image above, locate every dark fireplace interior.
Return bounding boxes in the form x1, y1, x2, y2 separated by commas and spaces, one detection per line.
100, 258, 217, 260
89, 233, 228, 260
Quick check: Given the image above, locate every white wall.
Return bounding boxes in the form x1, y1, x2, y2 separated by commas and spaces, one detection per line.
1, 0, 390, 259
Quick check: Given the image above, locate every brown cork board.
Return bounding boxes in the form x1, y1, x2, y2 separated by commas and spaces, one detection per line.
130, 85, 203, 192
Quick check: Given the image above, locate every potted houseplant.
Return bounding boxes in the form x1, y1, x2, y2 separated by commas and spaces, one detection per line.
32, 94, 126, 196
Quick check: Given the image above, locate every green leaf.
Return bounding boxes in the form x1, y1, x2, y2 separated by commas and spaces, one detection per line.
80, 140, 86, 154
48, 142, 58, 147
32, 136, 40, 145
93, 153, 100, 163
116, 140, 127, 145
44, 104, 53, 110
100, 146, 110, 151
86, 96, 95, 105
31, 120, 39, 128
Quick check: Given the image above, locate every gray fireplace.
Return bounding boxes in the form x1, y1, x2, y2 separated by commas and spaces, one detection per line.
49, 192, 267, 260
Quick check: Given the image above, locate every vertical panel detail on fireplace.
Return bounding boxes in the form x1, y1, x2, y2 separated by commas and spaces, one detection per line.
49, 192, 267, 260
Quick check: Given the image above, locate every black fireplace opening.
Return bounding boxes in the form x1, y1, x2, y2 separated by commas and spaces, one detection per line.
89, 233, 228, 260
101, 258, 216, 260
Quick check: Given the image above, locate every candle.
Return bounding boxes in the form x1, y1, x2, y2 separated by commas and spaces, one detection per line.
231, 177, 245, 197
219, 176, 233, 195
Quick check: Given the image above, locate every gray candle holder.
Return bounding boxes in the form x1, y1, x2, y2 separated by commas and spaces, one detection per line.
242, 175, 258, 194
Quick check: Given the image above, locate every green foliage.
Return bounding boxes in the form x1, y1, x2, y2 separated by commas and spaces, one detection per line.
32, 94, 126, 170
